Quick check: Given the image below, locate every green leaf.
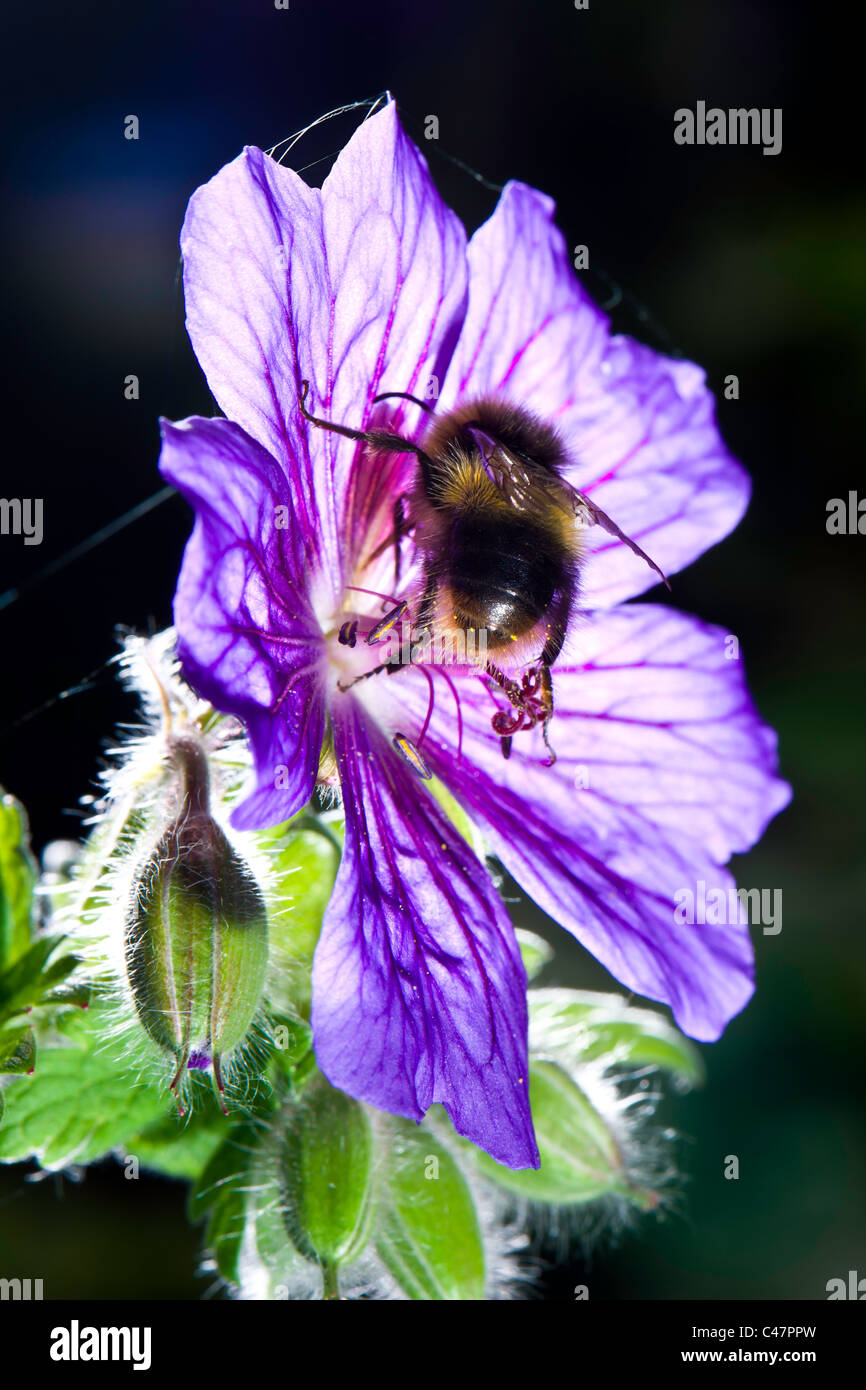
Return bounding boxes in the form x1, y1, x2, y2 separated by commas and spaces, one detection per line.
0, 1026, 36, 1074
126, 1109, 229, 1181
42, 982, 91, 1011
515, 928, 554, 982
0, 937, 78, 1026
260, 823, 340, 1012
279, 1079, 374, 1268
189, 1122, 260, 1283
0, 791, 37, 968
377, 1121, 485, 1300
0, 1011, 168, 1167
475, 1060, 632, 1205
528, 988, 704, 1086
271, 1012, 313, 1075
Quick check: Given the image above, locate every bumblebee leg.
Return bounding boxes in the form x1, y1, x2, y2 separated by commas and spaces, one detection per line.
535, 584, 575, 766
538, 664, 557, 767
484, 660, 522, 706
299, 381, 433, 463
336, 659, 402, 692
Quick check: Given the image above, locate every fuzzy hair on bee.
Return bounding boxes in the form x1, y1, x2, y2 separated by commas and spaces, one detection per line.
409, 397, 584, 671
298, 381, 667, 764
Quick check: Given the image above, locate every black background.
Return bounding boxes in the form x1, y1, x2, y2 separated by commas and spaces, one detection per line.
0, 0, 864, 1301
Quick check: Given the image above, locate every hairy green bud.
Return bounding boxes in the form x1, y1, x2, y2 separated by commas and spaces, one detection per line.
475, 1060, 633, 1205
125, 737, 268, 1107
279, 1079, 375, 1294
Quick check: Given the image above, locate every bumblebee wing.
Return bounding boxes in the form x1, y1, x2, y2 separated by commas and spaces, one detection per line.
463, 424, 537, 510
567, 484, 671, 591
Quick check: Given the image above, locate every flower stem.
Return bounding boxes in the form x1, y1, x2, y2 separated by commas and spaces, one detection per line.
321, 1260, 340, 1300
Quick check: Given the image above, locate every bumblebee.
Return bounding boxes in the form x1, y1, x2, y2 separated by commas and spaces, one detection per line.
299, 382, 667, 764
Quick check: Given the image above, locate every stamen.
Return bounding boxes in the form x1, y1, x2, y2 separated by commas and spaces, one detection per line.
366, 601, 408, 645
338, 619, 358, 648
392, 733, 432, 780
416, 665, 436, 747
436, 665, 464, 765
346, 584, 404, 607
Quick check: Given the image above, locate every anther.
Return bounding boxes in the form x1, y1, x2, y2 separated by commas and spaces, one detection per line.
392, 733, 432, 780
367, 601, 408, 645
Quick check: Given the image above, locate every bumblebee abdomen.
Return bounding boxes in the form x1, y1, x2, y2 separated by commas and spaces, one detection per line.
446, 517, 563, 641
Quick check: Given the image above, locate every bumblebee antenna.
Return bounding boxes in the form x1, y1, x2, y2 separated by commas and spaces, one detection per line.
372, 390, 433, 414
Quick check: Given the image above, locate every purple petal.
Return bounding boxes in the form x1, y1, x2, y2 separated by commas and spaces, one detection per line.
310, 699, 539, 1170
564, 339, 751, 608
158, 416, 325, 827
439, 181, 608, 412
179, 102, 467, 593
440, 181, 749, 606
365, 606, 790, 1041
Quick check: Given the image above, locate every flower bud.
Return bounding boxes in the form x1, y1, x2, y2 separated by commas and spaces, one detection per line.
278, 1078, 374, 1294
125, 737, 268, 1106
377, 1119, 486, 1300
475, 1060, 636, 1205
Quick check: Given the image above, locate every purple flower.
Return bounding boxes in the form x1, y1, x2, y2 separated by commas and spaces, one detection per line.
158, 101, 790, 1169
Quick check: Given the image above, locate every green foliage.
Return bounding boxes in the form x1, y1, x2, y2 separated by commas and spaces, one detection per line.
278, 1078, 374, 1270
0, 1025, 36, 1075
475, 1059, 633, 1205
515, 928, 554, 982
0, 937, 78, 1024
189, 1122, 262, 1283
0, 740, 699, 1299
0, 795, 83, 1104
0, 1008, 169, 1169
377, 1120, 486, 1300
125, 1107, 231, 1181
529, 988, 704, 1086
258, 817, 341, 1015
0, 791, 37, 967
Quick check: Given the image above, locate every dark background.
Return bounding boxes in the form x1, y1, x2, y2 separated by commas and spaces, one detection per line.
1, 0, 863, 1300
